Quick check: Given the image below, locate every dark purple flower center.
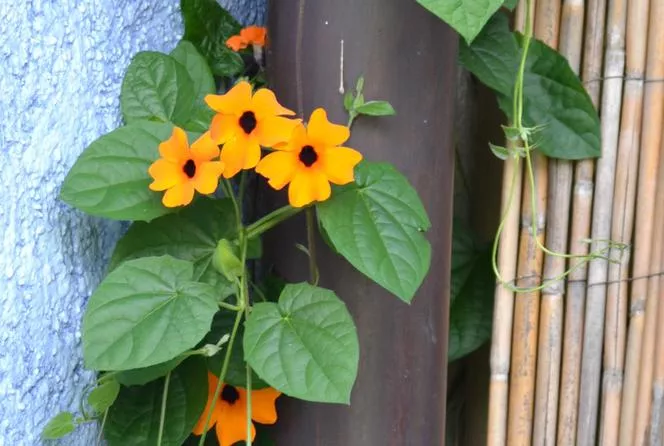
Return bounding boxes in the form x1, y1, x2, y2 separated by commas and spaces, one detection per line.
182, 159, 196, 178
239, 111, 257, 134
221, 385, 240, 405
299, 145, 318, 167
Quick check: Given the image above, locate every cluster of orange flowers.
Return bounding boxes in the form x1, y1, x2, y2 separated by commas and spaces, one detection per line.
149, 79, 362, 208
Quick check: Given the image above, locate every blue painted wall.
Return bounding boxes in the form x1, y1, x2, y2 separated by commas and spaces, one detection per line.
0, 1, 263, 444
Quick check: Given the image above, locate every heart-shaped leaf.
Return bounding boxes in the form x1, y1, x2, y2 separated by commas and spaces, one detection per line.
170, 40, 217, 133
317, 161, 431, 302
121, 51, 195, 126
448, 224, 494, 361
181, 0, 244, 77
41, 412, 76, 440
87, 378, 121, 413
83, 256, 218, 371
109, 198, 236, 294
116, 357, 184, 387
60, 121, 174, 221
459, 13, 601, 159
104, 357, 208, 446
416, 0, 505, 43
244, 283, 359, 404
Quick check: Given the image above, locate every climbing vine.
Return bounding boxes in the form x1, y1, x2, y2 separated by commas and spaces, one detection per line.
42, 1, 425, 445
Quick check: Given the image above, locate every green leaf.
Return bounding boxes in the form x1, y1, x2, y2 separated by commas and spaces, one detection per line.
88, 379, 121, 413
448, 225, 494, 361
317, 161, 432, 302
121, 51, 195, 126
355, 101, 396, 116
60, 121, 174, 221
244, 283, 360, 404
105, 357, 208, 446
205, 310, 269, 389
488, 143, 510, 160
512, 37, 601, 159
459, 13, 601, 159
83, 256, 219, 371
171, 40, 217, 133
109, 198, 236, 294
116, 357, 184, 386
181, 0, 245, 77
458, 12, 518, 94
503, 0, 518, 10
343, 91, 354, 111
41, 412, 76, 440
416, 0, 504, 43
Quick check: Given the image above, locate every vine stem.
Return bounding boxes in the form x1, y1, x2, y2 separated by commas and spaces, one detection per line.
305, 208, 319, 284
246, 205, 303, 239
223, 179, 242, 230
96, 410, 108, 446
198, 309, 244, 446
157, 371, 171, 446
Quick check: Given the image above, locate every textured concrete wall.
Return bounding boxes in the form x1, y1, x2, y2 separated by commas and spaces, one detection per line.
0, 1, 263, 444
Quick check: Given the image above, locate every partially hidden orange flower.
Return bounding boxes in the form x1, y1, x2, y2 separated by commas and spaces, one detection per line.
256, 108, 363, 207
226, 25, 267, 51
193, 373, 281, 446
205, 80, 298, 178
148, 128, 224, 207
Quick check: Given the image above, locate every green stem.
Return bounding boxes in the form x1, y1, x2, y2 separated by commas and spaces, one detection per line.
218, 301, 242, 312
243, 280, 253, 445
96, 409, 108, 446
238, 171, 247, 214
223, 179, 242, 230
305, 208, 319, 285
198, 309, 244, 446
157, 371, 171, 446
246, 205, 303, 239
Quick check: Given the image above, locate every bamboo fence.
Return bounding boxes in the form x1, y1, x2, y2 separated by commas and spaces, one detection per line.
485, 0, 664, 444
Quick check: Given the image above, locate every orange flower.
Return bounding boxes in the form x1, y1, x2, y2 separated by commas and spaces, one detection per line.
148, 128, 224, 207
193, 373, 281, 446
256, 108, 363, 207
226, 25, 267, 51
205, 81, 298, 178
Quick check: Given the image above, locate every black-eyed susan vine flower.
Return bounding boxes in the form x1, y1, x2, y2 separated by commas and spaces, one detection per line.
205, 81, 299, 178
256, 108, 363, 207
148, 128, 225, 207
225, 25, 267, 52
193, 372, 280, 446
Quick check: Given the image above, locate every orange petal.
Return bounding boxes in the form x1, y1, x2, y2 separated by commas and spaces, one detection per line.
225, 35, 246, 51
191, 132, 221, 161
206, 81, 252, 115
320, 146, 363, 185
250, 388, 280, 424
162, 182, 195, 207
220, 135, 262, 178
215, 401, 255, 446
241, 26, 267, 46
148, 159, 184, 191
256, 116, 300, 148
193, 161, 225, 194
255, 151, 299, 190
288, 169, 331, 208
159, 127, 189, 161
192, 375, 223, 436
210, 114, 240, 144
251, 88, 295, 118
307, 108, 350, 146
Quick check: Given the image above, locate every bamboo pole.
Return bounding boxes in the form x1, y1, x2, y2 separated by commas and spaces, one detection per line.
506, 1, 553, 444
618, 0, 664, 442
576, 0, 627, 444
651, 155, 664, 444
600, 1, 650, 445
486, 3, 528, 445
632, 128, 664, 446
557, 0, 607, 444
531, 0, 571, 443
